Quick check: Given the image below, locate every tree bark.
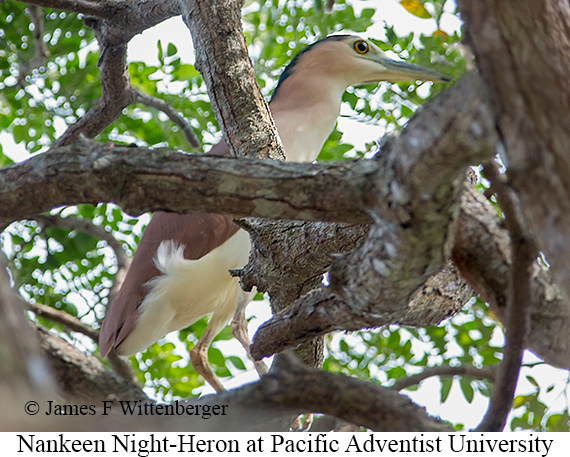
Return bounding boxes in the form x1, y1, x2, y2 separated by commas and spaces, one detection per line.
458, 1, 570, 307
251, 72, 497, 358
179, 0, 285, 160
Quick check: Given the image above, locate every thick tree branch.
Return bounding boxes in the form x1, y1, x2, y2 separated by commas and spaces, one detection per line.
236, 219, 368, 312
251, 72, 498, 359
180, 0, 285, 160
228, 352, 452, 432
458, 0, 570, 307
249, 178, 570, 371
452, 185, 570, 369
0, 137, 377, 225
3, 352, 450, 432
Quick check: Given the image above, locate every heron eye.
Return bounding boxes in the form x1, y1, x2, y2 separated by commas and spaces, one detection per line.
354, 40, 369, 54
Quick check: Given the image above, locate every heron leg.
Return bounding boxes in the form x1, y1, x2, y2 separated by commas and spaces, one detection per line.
190, 325, 225, 393
231, 290, 268, 378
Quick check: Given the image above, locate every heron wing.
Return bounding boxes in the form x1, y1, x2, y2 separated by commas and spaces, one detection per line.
99, 140, 241, 356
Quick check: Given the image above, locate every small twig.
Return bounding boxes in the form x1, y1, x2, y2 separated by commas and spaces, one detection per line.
392, 365, 497, 391
26, 300, 99, 341
325, 0, 336, 12
34, 214, 129, 270
132, 88, 200, 148
475, 161, 536, 432
27, 5, 50, 66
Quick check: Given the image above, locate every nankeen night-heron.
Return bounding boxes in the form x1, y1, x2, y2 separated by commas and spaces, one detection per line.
99, 35, 448, 392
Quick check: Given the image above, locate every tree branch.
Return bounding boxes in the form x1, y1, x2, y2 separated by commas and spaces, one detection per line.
475, 162, 536, 432
236, 219, 368, 312
43, 0, 181, 147
234, 219, 369, 367
22, 0, 121, 21
231, 352, 453, 432
0, 136, 377, 225
3, 351, 451, 432
51, 38, 134, 147
133, 88, 200, 148
27, 5, 49, 66
179, 0, 285, 160
251, 72, 498, 359
36, 325, 146, 404
452, 184, 570, 369
15, 283, 138, 385
392, 364, 497, 391
26, 300, 99, 341
457, 0, 570, 307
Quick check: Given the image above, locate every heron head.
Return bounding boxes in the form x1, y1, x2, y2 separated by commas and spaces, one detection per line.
273, 35, 449, 101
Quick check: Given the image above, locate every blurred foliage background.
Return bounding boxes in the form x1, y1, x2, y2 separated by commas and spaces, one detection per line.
1, 0, 568, 431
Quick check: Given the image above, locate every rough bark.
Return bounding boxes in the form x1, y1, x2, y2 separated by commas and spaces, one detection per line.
234, 218, 369, 367
452, 186, 570, 369
458, 1, 570, 306
0, 256, 55, 401
0, 137, 376, 225
36, 326, 147, 404
251, 72, 497, 359
179, 0, 285, 160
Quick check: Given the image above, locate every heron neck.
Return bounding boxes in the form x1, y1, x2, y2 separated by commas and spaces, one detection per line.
269, 74, 347, 162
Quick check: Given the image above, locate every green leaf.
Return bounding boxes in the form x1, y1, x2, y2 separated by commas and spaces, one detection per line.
526, 375, 539, 388
459, 378, 474, 403
208, 346, 226, 368
167, 42, 177, 57
157, 39, 164, 66
440, 376, 453, 403
546, 412, 570, 432
228, 355, 246, 371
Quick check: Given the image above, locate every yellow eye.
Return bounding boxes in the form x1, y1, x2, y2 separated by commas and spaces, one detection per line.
354, 40, 369, 54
